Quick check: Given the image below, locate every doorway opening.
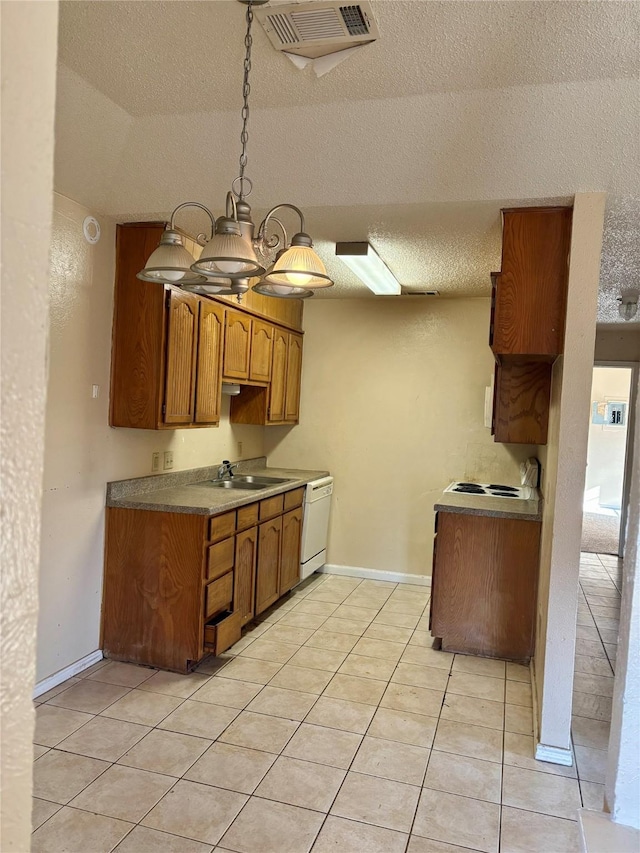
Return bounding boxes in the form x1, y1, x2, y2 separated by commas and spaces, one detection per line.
582, 364, 636, 556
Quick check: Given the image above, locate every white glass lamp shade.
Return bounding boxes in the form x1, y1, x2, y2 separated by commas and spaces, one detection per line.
181, 280, 235, 296
137, 231, 207, 285
262, 242, 333, 289
252, 281, 314, 299
192, 231, 265, 279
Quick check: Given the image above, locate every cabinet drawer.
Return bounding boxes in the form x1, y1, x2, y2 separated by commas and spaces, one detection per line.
237, 502, 259, 532
209, 512, 236, 543
259, 494, 285, 521
207, 536, 235, 581
284, 487, 304, 511
203, 609, 242, 654
205, 571, 234, 619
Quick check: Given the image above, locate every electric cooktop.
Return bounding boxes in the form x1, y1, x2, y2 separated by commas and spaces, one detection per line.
443, 482, 534, 500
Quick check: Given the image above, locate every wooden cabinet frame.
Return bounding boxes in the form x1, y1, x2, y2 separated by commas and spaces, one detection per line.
488, 206, 572, 446
110, 223, 303, 431
230, 330, 304, 426
102, 486, 306, 672
430, 510, 541, 662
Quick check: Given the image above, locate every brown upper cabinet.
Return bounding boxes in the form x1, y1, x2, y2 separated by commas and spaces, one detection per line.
249, 320, 274, 383
195, 300, 225, 425
222, 310, 252, 381
230, 330, 303, 426
110, 223, 223, 430
110, 223, 304, 430
268, 327, 289, 422
163, 290, 199, 425
284, 333, 303, 422
492, 207, 572, 361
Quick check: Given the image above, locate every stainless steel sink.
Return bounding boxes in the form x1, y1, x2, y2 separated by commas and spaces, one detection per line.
204, 480, 267, 491
233, 475, 292, 485
191, 474, 294, 491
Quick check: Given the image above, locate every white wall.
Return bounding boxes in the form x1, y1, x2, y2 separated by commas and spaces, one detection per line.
586, 367, 632, 508
265, 297, 535, 578
37, 193, 266, 683
0, 1, 59, 848
605, 371, 640, 828
534, 192, 606, 760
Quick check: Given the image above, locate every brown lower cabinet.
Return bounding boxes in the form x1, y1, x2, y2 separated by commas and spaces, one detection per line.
102, 486, 305, 672
430, 509, 541, 662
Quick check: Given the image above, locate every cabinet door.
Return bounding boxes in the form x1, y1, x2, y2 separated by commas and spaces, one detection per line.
255, 516, 282, 615
235, 526, 257, 626
493, 360, 552, 445
223, 310, 251, 380
280, 507, 302, 596
195, 300, 224, 424
268, 327, 288, 423
163, 289, 199, 424
249, 321, 274, 383
284, 333, 303, 422
493, 207, 572, 358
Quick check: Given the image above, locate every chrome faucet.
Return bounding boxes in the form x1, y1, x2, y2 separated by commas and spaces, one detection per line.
217, 459, 238, 480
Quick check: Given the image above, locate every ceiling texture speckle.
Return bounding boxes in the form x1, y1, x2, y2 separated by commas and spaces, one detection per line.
55, 0, 640, 318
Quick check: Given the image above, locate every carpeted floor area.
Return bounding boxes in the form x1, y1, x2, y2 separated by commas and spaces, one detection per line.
581, 512, 620, 555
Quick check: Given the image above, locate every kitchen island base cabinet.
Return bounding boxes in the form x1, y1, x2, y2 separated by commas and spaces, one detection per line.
430, 510, 541, 662
102, 486, 306, 672
102, 508, 208, 673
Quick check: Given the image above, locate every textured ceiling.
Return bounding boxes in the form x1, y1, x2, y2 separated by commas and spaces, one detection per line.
54, 0, 640, 319
58, 1, 638, 115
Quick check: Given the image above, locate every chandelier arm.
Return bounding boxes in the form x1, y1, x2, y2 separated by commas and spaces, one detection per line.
259, 204, 306, 240
225, 191, 239, 221
258, 216, 288, 251
168, 202, 216, 240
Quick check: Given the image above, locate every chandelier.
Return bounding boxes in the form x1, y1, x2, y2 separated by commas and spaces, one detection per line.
138, 0, 333, 300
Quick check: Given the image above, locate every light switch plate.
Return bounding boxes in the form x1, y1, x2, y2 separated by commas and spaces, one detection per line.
152, 452, 160, 473
163, 451, 174, 470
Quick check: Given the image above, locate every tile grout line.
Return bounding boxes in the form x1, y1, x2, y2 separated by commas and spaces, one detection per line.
577, 574, 617, 675
303, 592, 434, 853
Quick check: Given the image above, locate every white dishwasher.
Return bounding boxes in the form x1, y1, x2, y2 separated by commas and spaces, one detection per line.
300, 476, 333, 579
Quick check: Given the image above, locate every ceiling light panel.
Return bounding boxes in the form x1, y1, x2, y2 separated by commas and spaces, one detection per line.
335, 241, 401, 295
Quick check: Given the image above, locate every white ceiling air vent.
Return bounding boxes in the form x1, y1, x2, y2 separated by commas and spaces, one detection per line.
256, 2, 378, 59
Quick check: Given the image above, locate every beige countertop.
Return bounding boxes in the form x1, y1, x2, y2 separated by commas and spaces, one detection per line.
434, 489, 542, 521
106, 459, 329, 516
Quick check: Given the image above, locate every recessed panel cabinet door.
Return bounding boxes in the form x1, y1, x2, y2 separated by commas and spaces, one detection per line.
255, 516, 282, 615
195, 301, 224, 424
249, 320, 273, 382
280, 507, 302, 596
268, 327, 288, 423
223, 310, 251, 380
163, 289, 199, 424
284, 333, 303, 422
235, 526, 257, 626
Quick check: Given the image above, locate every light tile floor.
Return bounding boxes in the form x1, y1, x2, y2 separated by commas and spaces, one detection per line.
32, 552, 620, 853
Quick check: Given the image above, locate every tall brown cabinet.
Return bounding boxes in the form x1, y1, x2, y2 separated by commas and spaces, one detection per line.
489, 206, 573, 445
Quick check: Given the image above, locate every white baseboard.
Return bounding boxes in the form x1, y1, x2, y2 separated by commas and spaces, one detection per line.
535, 742, 574, 766
34, 650, 104, 699
321, 564, 431, 587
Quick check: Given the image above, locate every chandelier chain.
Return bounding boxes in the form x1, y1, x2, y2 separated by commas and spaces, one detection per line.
237, 1, 253, 199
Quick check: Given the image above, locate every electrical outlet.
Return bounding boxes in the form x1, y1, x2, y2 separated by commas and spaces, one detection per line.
237, 441, 243, 458
151, 452, 160, 473
163, 451, 174, 470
